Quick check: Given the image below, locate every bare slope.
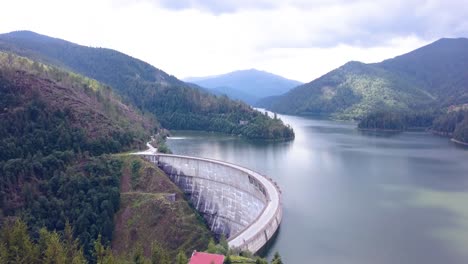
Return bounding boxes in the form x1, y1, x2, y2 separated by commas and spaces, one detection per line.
112, 156, 212, 259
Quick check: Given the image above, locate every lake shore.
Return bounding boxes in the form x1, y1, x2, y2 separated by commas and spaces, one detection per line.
357, 127, 403, 132
451, 138, 468, 146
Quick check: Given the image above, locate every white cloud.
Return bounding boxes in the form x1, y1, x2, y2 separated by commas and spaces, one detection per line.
0, 0, 465, 82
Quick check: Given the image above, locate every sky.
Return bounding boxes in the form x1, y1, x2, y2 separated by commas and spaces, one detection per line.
1, 0, 468, 82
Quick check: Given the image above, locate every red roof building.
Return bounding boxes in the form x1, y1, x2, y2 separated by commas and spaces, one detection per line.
189, 251, 225, 264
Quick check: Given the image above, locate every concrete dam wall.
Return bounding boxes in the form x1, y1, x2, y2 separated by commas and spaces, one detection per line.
139, 153, 282, 254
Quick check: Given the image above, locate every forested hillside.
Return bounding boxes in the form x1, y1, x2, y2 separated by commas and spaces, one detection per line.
357, 111, 436, 131
0, 52, 160, 259
0, 52, 214, 263
0, 219, 199, 263
259, 38, 468, 120
0, 31, 294, 141
431, 109, 468, 144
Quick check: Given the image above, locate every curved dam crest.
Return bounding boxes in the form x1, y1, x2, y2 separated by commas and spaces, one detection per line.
135, 149, 282, 253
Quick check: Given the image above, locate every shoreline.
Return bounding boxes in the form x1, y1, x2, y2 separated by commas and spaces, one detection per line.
357, 128, 403, 132
358, 126, 430, 133
451, 138, 468, 146
429, 129, 453, 137
168, 129, 295, 142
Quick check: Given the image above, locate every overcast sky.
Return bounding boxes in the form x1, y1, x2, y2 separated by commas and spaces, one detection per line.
1, 0, 467, 82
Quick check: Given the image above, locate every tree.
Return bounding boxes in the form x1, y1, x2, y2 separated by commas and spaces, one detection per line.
176, 250, 188, 264
94, 234, 117, 264
224, 254, 232, 264
219, 234, 229, 253
151, 243, 170, 264
40, 230, 67, 264
63, 221, 87, 264
0, 220, 87, 264
94, 235, 106, 264
271, 251, 283, 264
0, 220, 39, 263
132, 245, 146, 264
206, 238, 217, 253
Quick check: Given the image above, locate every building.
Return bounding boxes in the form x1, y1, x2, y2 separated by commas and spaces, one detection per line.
189, 251, 225, 264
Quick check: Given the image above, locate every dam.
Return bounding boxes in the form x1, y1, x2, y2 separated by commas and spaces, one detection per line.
136, 150, 282, 254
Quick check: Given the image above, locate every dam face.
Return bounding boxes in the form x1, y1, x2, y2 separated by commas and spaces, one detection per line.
140, 153, 282, 254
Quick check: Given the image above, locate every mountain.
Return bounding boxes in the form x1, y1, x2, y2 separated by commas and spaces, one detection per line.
0, 51, 159, 259
258, 38, 468, 119
0, 31, 294, 141
185, 69, 302, 105
209, 86, 259, 104
0, 51, 155, 155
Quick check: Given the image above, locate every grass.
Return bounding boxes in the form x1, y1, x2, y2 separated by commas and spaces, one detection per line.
230, 255, 257, 263
111, 156, 213, 260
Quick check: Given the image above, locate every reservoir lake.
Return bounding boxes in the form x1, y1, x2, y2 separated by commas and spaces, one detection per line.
167, 114, 468, 264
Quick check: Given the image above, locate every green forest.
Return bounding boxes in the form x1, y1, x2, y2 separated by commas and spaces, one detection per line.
0, 51, 283, 263
357, 107, 468, 144
0, 31, 294, 141
259, 38, 468, 124
358, 109, 468, 144
0, 33, 293, 263
0, 53, 154, 261
432, 110, 468, 144
0, 219, 196, 264
357, 110, 437, 131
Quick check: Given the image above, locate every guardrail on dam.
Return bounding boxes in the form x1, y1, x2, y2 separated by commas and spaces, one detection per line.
137, 153, 282, 254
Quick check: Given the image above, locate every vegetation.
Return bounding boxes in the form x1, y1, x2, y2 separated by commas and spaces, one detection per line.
454, 117, 468, 144
0, 219, 204, 264
112, 156, 212, 260
0, 52, 158, 262
150, 130, 172, 154
0, 44, 286, 264
259, 38, 468, 121
0, 31, 294, 141
259, 61, 435, 119
175, 251, 188, 264
432, 110, 468, 144
271, 252, 283, 264
0, 220, 87, 264
358, 108, 468, 144
203, 236, 272, 264
150, 243, 170, 264
358, 110, 436, 131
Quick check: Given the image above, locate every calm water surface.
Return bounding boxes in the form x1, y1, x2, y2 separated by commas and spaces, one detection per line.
167, 114, 468, 264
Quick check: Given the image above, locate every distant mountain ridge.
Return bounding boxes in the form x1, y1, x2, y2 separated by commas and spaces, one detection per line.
258, 38, 468, 119
0, 30, 294, 140
185, 69, 302, 105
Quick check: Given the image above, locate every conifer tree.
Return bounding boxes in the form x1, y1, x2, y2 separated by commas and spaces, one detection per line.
176, 250, 188, 264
